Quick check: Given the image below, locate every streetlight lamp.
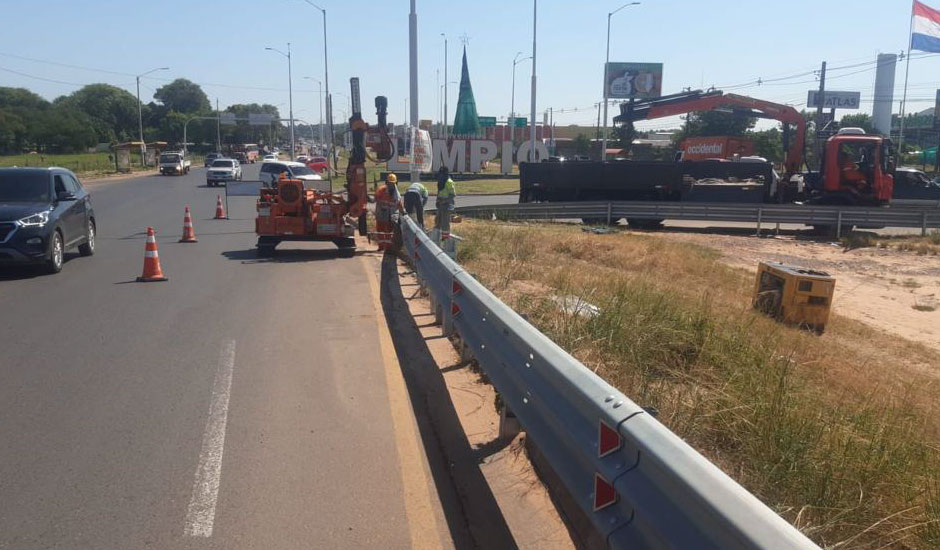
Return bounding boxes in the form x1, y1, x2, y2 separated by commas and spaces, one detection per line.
303, 76, 324, 149
301, 1, 334, 172
135, 66, 168, 166
510, 52, 531, 146
601, 2, 640, 161
265, 44, 295, 160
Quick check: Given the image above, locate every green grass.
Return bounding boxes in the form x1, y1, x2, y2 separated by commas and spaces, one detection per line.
396, 177, 519, 196
453, 220, 940, 550
0, 151, 177, 178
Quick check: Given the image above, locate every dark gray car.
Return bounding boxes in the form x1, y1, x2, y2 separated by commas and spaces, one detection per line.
0, 167, 96, 273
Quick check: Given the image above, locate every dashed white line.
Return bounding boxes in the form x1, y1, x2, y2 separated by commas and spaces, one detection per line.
184, 339, 236, 538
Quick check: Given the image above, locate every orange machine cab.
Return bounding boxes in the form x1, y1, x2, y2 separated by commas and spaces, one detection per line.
821, 134, 894, 205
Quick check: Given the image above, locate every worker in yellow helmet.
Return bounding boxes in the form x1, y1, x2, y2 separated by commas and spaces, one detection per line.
374, 173, 403, 250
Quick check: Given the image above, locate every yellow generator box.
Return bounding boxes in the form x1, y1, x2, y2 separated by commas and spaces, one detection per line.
753, 262, 835, 333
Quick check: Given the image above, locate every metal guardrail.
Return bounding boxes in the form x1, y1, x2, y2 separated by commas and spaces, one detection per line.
399, 215, 821, 550
454, 200, 940, 234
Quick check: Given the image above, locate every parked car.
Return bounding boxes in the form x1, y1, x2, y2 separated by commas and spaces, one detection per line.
892, 167, 940, 207
159, 152, 191, 175
206, 159, 242, 187
0, 167, 96, 274
204, 152, 224, 167
259, 161, 328, 191
306, 156, 329, 175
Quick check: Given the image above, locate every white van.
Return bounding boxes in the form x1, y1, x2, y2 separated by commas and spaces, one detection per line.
259, 161, 328, 192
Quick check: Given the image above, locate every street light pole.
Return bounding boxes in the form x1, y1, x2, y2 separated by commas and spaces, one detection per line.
529, 0, 537, 163
441, 33, 448, 139
602, 2, 640, 161
135, 66, 168, 166
511, 52, 531, 147
303, 2, 333, 172
304, 77, 324, 149
265, 44, 295, 160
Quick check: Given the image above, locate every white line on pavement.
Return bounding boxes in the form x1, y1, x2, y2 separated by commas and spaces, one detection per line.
184, 339, 236, 538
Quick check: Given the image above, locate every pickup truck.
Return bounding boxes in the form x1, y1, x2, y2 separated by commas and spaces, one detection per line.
206, 158, 242, 187
159, 152, 192, 176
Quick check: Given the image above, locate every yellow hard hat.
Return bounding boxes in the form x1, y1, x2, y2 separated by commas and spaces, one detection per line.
387, 173, 398, 184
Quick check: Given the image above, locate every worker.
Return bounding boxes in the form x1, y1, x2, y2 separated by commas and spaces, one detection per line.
374, 174, 403, 250
838, 147, 867, 189
434, 166, 456, 236
404, 180, 429, 228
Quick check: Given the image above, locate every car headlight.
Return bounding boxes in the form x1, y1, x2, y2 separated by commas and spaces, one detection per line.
17, 210, 51, 228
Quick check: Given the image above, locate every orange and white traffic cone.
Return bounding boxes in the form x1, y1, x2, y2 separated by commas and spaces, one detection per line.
136, 227, 168, 282
179, 205, 198, 243
214, 195, 227, 220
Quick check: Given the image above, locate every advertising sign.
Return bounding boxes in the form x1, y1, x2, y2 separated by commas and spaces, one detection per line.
248, 113, 274, 126
806, 90, 860, 110
409, 127, 433, 172
604, 62, 663, 99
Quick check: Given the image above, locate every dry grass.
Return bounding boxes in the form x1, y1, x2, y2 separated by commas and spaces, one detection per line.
844, 230, 940, 256
453, 219, 940, 550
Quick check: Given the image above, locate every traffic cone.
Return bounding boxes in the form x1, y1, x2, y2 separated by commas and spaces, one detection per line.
136, 227, 168, 282
179, 205, 198, 243
214, 195, 227, 219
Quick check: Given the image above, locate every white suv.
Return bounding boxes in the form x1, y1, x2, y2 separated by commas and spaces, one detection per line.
206, 158, 242, 187
259, 161, 328, 192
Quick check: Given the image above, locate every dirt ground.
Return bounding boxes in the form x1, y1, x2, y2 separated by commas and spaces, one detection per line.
652, 230, 940, 352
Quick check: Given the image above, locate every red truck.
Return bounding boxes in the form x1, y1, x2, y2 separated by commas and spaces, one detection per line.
679, 136, 755, 161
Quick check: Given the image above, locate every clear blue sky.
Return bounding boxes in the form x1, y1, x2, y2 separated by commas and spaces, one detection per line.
1, 0, 937, 131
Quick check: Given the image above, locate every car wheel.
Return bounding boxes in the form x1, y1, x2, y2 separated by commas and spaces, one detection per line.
78, 220, 96, 257
45, 230, 64, 274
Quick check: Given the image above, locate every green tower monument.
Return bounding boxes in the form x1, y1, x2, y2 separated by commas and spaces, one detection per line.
452, 46, 482, 138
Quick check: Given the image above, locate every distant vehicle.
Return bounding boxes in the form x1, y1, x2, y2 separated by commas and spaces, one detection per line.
206, 159, 242, 187
306, 156, 329, 174
233, 152, 248, 164
232, 144, 259, 163
296, 155, 309, 164
259, 161, 328, 192
0, 167, 96, 274
262, 153, 278, 162
204, 152, 224, 167
892, 167, 940, 207
159, 152, 191, 175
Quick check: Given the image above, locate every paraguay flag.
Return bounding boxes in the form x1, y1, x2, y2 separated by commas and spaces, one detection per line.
912, 0, 940, 52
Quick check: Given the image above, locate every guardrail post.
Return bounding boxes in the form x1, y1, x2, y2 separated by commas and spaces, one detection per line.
755, 208, 762, 237
837, 210, 843, 238
498, 404, 521, 439
923, 211, 928, 237
606, 202, 612, 226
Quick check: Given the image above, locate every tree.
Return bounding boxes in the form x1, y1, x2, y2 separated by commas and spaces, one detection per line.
32, 106, 97, 153
0, 87, 49, 111
683, 111, 756, 138
54, 83, 139, 143
839, 113, 876, 134
750, 128, 784, 162
153, 79, 210, 114
0, 109, 26, 153
574, 133, 591, 156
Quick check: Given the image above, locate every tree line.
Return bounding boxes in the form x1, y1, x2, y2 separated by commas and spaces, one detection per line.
0, 79, 295, 155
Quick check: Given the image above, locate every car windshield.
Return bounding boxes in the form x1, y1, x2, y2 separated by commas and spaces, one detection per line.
160, 154, 180, 162
0, 172, 51, 202
289, 165, 315, 176
211, 160, 234, 168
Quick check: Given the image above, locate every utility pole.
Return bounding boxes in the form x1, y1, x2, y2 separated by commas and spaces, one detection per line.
815, 61, 827, 169
441, 33, 448, 139
135, 66, 168, 167
409, 0, 419, 183
216, 98, 222, 152
529, 0, 537, 163
602, 3, 640, 161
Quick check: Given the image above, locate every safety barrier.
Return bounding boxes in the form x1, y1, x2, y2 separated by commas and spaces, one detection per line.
453, 200, 940, 235
399, 215, 821, 549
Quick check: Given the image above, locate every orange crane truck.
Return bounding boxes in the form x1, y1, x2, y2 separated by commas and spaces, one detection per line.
255, 77, 393, 257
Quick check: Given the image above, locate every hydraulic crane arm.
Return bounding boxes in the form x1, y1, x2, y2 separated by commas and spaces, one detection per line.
345, 78, 393, 219
614, 90, 806, 175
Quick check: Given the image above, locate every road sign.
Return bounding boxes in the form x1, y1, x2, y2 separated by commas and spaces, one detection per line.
512, 117, 527, 127
248, 113, 274, 126
478, 116, 496, 127
807, 90, 860, 110
219, 113, 236, 126
605, 62, 663, 99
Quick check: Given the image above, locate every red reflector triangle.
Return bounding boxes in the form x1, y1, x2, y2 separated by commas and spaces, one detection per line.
598, 420, 621, 458
451, 302, 461, 317
414, 236, 420, 246
452, 280, 463, 295
414, 250, 420, 260
594, 473, 617, 512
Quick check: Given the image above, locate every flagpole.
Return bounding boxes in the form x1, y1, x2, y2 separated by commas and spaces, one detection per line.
899, 0, 916, 155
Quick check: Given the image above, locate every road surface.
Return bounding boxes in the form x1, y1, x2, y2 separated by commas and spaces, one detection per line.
0, 164, 449, 549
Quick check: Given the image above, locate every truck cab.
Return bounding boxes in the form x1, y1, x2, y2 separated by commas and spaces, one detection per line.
159, 152, 192, 176
812, 130, 894, 206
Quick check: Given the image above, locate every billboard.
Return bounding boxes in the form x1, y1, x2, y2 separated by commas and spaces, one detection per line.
806, 90, 860, 110
248, 113, 274, 126
604, 62, 663, 99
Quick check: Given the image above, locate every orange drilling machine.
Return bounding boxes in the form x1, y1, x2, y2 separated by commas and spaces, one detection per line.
255, 77, 393, 257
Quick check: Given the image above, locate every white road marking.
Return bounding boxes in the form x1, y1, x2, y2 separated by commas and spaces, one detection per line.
184, 339, 236, 538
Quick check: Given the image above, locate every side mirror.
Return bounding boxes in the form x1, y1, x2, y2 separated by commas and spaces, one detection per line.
57, 191, 76, 201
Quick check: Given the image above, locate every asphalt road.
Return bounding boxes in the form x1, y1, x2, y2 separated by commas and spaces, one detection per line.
0, 165, 447, 549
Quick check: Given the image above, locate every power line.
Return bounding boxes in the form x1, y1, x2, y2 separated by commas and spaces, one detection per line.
0, 66, 89, 88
